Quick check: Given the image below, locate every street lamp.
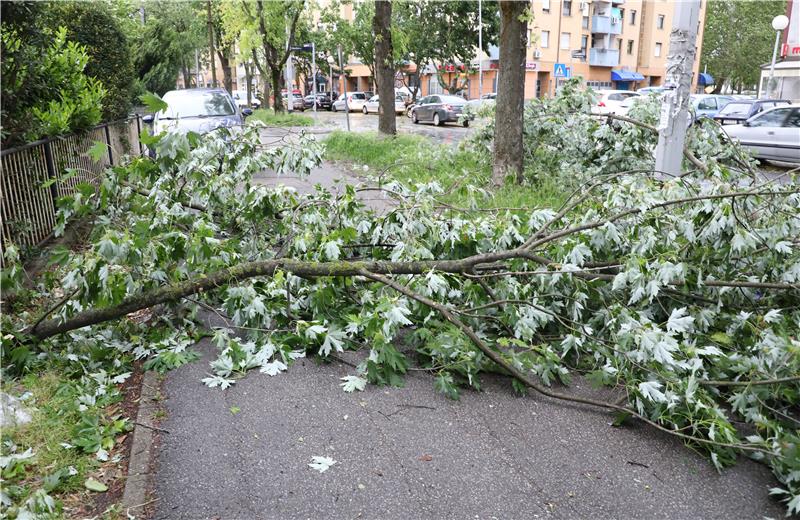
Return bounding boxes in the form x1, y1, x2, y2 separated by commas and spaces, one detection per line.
768, 15, 789, 98
328, 50, 350, 131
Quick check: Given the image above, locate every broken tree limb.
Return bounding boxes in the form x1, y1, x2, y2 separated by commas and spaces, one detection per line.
358, 269, 772, 455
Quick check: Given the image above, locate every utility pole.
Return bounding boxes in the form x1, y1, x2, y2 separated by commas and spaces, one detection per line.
478, 0, 483, 98
207, 0, 216, 88
338, 45, 350, 132
286, 22, 293, 112
195, 49, 201, 88
654, 0, 701, 177
311, 42, 317, 123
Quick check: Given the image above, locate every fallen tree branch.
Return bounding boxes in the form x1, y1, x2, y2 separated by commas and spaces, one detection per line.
359, 269, 772, 455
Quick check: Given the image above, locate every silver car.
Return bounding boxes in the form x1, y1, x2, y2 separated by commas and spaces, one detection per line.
144, 88, 249, 135
332, 92, 368, 112
723, 106, 800, 163
362, 94, 406, 114
411, 94, 470, 127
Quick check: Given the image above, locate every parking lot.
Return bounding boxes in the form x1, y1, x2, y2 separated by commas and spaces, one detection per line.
295, 108, 476, 146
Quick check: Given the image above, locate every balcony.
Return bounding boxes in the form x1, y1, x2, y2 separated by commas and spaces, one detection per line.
589, 48, 620, 67
591, 15, 622, 34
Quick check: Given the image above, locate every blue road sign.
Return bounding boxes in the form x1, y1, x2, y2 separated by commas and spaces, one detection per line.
554, 62, 571, 78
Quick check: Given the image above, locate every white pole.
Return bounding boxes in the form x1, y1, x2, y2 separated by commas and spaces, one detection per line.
312, 43, 317, 122
339, 45, 350, 131
286, 22, 293, 112
654, 0, 701, 177
478, 0, 483, 98
768, 30, 781, 99
195, 49, 201, 87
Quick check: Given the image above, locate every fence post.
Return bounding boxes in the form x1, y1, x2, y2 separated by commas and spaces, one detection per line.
43, 140, 59, 203
135, 116, 142, 156
103, 123, 114, 165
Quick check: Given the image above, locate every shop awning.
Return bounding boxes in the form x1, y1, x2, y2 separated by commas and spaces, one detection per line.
698, 72, 714, 85
611, 69, 645, 82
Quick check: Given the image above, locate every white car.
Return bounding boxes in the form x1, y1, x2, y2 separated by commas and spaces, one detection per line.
593, 90, 642, 115
231, 90, 261, 109
332, 92, 368, 112
723, 105, 800, 163
362, 94, 406, 114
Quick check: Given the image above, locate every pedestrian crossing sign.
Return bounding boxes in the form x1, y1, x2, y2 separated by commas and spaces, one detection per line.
554, 63, 571, 78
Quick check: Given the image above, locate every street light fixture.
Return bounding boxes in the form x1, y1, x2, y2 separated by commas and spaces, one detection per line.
767, 15, 790, 98
327, 49, 350, 131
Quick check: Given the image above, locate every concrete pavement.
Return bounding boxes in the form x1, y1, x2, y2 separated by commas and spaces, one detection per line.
151, 161, 785, 519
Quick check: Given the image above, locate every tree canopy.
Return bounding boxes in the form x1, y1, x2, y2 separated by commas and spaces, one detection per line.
701, 0, 786, 93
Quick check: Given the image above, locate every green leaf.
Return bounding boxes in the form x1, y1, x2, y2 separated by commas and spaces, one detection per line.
229, 406, 241, 415
434, 372, 460, 400
88, 141, 108, 162
611, 411, 632, 427
84, 478, 108, 492
710, 332, 732, 346
139, 91, 168, 113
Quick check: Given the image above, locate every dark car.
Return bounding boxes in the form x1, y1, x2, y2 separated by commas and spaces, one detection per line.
713, 99, 791, 125
411, 94, 471, 127
303, 93, 332, 110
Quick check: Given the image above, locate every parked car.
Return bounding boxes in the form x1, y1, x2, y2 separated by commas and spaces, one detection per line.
363, 94, 406, 114
713, 99, 791, 125
723, 106, 800, 163
143, 88, 249, 136
332, 92, 368, 112
231, 90, 261, 109
691, 94, 734, 120
411, 94, 471, 127
466, 92, 497, 109
281, 94, 305, 111
637, 86, 666, 95
592, 90, 642, 115
302, 93, 332, 110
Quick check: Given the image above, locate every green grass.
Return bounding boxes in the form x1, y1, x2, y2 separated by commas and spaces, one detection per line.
323, 130, 566, 210
249, 109, 314, 127
1, 372, 101, 506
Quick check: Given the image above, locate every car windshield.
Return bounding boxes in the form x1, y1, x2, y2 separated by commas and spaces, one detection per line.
717, 102, 752, 116
161, 91, 236, 119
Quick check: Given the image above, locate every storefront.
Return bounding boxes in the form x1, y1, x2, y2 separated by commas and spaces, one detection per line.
610, 69, 645, 91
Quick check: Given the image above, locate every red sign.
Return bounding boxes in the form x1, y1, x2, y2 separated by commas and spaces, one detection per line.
781, 42, 800, 57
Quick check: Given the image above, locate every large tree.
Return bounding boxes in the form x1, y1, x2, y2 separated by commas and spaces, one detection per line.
492, 1, 527, 185
373, 0, 396, 135
701, 0, 785, 93
239, 0, 304, 113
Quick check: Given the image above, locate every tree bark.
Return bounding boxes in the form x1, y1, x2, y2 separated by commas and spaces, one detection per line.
244, 62, 253, 106
492, 1, 528, 186
373, 0, 396, 135
217, 50, 232, 93
207, 0, 217, 88
271, 68, 283, 112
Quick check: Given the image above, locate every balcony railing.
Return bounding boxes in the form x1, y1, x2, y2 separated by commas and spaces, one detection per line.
591, 15, 622, 34
589, 48, 620, 67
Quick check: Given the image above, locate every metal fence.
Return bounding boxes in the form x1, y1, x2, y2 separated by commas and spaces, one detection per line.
1, 117, 142, 251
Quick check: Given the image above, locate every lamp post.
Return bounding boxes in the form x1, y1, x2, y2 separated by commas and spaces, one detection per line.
478, 0, 483, 99
292, 43, 317, 122
329, 51, 350, 131
768, 15, 789, 99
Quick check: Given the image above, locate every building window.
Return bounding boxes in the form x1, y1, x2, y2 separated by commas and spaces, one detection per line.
563, 0, 572, 16
654, 42, 662, 57
560, 32, 571, 50
542, 0, 550, 12
617, 39, 623, 52
541, 30, 550, 48
630, 9, 637, 25
581, 35, 588, 53
627, 40, 634, 54
582, 16, 589, 29
657, 14, 665, 29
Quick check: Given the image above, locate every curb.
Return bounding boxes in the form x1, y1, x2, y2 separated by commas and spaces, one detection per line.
121, 369, 160, 518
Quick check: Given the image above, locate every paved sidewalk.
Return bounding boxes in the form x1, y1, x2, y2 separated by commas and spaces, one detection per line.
152, 163, 784, 519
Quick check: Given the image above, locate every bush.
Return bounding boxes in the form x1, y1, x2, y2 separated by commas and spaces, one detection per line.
57, 2, 136, 121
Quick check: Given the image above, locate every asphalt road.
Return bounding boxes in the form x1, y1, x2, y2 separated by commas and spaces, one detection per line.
152, 162, 785, 520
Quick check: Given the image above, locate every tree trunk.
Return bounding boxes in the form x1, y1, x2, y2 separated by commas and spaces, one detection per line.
181, 63, 192, 88
373, 0, 396, 135
207, 0, 216, 87
245, 63, 253, 106
271, 67, 284, 112
217, 50, 232, 93
492, 1, 527, 186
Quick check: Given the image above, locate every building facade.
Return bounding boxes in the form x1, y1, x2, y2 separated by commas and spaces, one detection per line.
414, 0, 707, 100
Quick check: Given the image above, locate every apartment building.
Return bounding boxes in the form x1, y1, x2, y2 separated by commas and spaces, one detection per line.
423, 0, 707, 100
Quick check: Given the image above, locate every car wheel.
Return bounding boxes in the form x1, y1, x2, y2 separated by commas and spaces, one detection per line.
462, 120, 470, 128
412, 111, 419, 124
332, 105, 337, 112
362, 106, 368, 114
433, 112, 441, 126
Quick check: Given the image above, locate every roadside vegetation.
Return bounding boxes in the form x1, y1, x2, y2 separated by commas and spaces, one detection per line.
249, 109, 314, 127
